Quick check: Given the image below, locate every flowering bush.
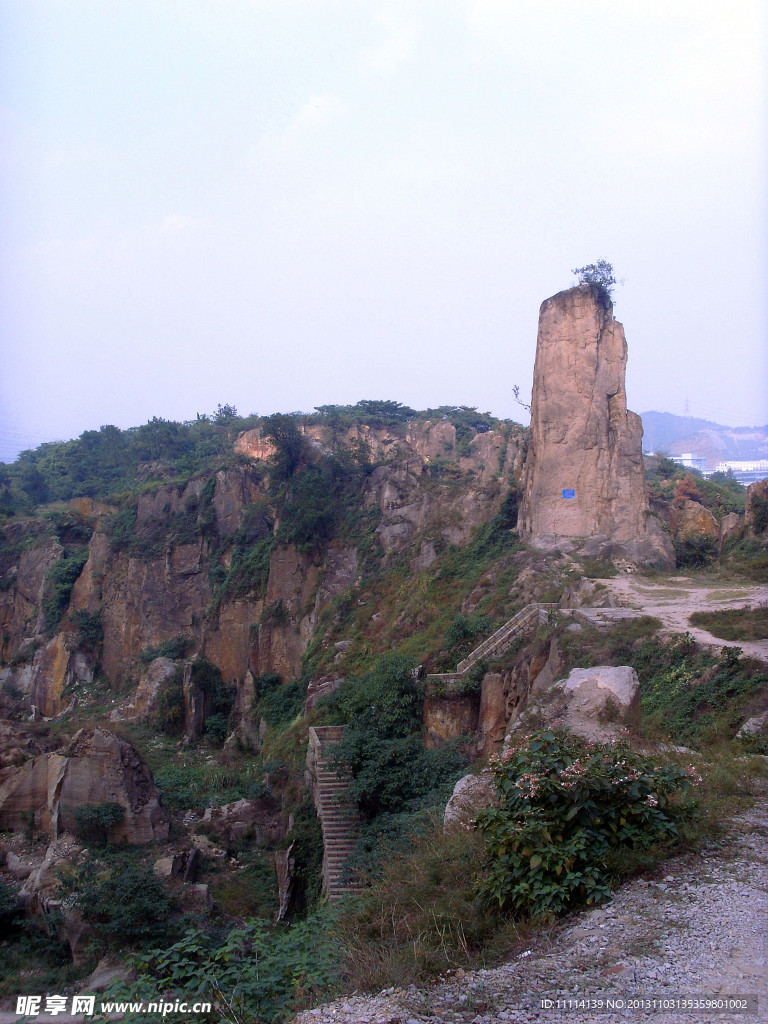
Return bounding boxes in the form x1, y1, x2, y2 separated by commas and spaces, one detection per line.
476, 731, 699, 919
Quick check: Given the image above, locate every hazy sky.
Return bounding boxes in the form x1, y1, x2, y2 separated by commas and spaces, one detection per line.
1, 1, 766, 463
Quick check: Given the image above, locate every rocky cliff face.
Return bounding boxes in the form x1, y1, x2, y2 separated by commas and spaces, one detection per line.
519, 286, 673, 567
0, 419, 523, 726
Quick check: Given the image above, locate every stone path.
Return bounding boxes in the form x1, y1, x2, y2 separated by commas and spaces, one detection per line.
599, 576, 768, 662
293, 772, 768, 1024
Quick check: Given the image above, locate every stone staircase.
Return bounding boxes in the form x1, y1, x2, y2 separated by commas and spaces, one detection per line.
306, 726, 364, 901
427, 602, 554, 686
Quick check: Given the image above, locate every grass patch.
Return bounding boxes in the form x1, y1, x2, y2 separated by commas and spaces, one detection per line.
689, 606, 768, 642
154, 759, 266, 812
723, 540, 768, 583
579, 557, 618, 578
209, 850, 278, 919
336, 814, 529, 992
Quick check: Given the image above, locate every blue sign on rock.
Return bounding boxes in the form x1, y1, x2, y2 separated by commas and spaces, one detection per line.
562, 489, 575, 499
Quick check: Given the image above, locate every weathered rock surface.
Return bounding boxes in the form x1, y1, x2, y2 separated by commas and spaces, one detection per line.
519, 286, 673, 568
0, 526, 62, 661
198, 795, 283, 845
511, 664, 641, 743
100, 545, 211, 684
203, 600, 262, 685
85, 956, 137, 993
0, 720, 60, 770
668, 499, 719, 540
223, 670, 261, 751
423, 686, 479, 749
111, 656, 177, 722
254, 542, 358, 681
0, 633, 94, 718
153, 848, 199, 881
737, 709, 768, 737
477, 672, 507, 757
443, 771, 496, 831
719, 511, 744, 549
0, 727, 168, 843
304, 674, 344, 711
745, 478, 768, 537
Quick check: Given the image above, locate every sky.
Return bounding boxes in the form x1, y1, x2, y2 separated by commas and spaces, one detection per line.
1, 0, 766, 464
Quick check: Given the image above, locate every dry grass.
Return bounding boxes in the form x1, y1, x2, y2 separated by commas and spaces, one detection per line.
335, 814, 534, 993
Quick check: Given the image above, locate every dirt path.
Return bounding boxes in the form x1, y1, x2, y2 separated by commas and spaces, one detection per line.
597, 575, 768, 662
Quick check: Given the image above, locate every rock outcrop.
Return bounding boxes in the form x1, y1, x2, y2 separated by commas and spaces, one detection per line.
745, 479, 768, 537
509, 664, 641, 744
668, 499, 719, 541
519, 286, 673, 567
0, 727, 168, 843
110, 656, 177, 722
443, 771, 496, 832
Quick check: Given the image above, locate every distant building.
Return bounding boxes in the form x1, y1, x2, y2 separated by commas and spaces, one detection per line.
669, 453, 707, 473
713, 460, 768, 485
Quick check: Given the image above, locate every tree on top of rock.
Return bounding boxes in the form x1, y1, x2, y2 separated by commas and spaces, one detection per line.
571, 260, 616, 300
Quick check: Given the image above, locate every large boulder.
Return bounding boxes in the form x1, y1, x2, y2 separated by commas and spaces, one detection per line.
443, 771, 496, 832
518, 285, 673, 568
668, 499, 719, 541
510, 665, 641, 744
737, 709, 768, 738
0, 728, 168, 844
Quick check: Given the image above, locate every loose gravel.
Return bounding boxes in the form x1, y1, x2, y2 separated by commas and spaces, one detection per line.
293, 776, 768, 1024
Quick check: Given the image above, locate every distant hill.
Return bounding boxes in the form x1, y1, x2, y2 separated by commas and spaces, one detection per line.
640, 411, 768, 468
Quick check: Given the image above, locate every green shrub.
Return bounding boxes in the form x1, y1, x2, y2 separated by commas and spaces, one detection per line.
72, 609, 103, 652
154, 761, 264, 811
476, 731, 698, 920
639, 640, 767, 745
724, 539, 768, 582
325, 654, 467, 819
258, 677, 305, 729
43, 549, 89, 630
188, 658, 235, 739
674, 534, 718, 568
203, 712, 229, 744
101, 912, 338, 1024
138, 635, 189, 663
61, 857, 178, 950
326, 653, 423, 739
106, 507, 139, 553
334, 733, 466, 818
750, 494, 768, 535
444, 613, 492, 662
215, 534, 274, 601
0, 915, 73, 999
0, 880, 19, 923
72, 802, 125, 845
288, 799, 324, 912
336, 817, 501, 992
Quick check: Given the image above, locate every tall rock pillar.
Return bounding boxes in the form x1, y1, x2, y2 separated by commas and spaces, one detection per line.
519, 285, 673, 567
